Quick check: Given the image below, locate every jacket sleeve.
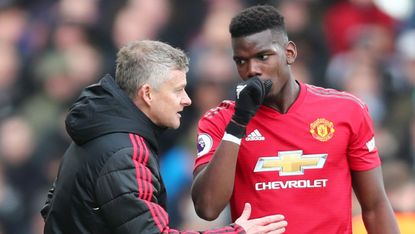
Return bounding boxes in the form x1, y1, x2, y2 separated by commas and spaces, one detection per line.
94, 135, 245, 234
40, 180, 56, 220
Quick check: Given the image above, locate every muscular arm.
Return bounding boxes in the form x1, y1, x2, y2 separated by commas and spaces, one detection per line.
352, 166, 400, 234
192, 138, 241, 220
192, 78, 272, 220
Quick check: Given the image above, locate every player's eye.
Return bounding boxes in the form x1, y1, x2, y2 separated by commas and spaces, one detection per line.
234, 58, 246, 65
257, 54, 269, 61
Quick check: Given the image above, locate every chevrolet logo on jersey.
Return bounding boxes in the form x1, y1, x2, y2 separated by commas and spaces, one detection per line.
254, 150, 327, 176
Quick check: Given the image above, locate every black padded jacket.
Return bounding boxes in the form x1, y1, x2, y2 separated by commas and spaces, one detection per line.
41, 75, 244, 234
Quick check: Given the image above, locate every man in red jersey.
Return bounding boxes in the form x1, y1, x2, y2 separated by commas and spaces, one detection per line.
191, 5, 399, 234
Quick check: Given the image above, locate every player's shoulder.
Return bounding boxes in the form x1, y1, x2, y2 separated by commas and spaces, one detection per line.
305, 84, 366, 109
201, 100, 235, 119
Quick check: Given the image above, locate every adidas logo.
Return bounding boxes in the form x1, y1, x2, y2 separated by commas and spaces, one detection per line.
245, 129, 265, 141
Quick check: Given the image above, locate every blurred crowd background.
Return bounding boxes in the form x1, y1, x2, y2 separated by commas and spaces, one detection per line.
0, 0, 415, 233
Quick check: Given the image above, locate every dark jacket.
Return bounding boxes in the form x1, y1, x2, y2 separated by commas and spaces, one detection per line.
41, 75, 244, 234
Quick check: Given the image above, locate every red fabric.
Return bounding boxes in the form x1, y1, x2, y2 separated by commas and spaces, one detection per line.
323, 2, 395, 55
194, 82, 381, 233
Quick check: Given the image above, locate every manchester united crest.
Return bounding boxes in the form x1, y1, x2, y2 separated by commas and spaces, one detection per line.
310, 118, 335, 142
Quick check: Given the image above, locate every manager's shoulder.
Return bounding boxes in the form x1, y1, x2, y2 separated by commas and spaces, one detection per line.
305, 84, 366, 109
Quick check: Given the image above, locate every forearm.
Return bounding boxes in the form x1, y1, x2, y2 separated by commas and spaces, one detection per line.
352, 168, 400, 234
361, 201, 400, 234
192, 140, 240, 220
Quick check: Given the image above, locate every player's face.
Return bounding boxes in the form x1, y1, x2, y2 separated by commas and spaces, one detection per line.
148, 70, 191, 129
231, 29, 296, 97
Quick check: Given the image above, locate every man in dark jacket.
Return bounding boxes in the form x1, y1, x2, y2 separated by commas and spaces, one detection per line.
41, 40, 288, 233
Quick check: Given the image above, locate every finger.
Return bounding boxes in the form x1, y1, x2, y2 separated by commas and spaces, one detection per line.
262, 221, 288, 233
238, 203, 251, 221
250, 214, 285, 225
266, 227, 286, 234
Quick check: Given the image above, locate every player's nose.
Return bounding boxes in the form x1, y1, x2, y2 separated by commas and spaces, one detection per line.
247, 61, 262, 78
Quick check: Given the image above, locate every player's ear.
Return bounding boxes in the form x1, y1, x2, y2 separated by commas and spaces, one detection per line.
286, 41, 297, 65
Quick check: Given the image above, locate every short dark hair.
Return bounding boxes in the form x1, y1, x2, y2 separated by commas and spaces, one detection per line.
229, 5, 286, 39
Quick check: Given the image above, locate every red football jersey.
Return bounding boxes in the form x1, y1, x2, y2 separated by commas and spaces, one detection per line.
194, 82, 381, 234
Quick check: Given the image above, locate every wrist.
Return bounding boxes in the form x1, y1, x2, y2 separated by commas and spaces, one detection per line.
230, 223, 244, 232
231, 114, 249, 126
222, 133, 242, 145
225, 120, 246, 139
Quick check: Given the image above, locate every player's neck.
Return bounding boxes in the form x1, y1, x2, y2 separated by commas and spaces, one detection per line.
264, 79, 300, 114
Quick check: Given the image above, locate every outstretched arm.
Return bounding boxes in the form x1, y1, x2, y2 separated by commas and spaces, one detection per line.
352, 166, 400, 234
96, 140, 286, 233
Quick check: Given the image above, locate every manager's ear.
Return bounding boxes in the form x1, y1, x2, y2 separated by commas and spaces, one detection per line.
286, 41, 297, 65
138, 84, 153, 106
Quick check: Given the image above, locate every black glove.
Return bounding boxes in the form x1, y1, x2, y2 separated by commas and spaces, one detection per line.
232, 77, 272, 126
225, 77, 272, 139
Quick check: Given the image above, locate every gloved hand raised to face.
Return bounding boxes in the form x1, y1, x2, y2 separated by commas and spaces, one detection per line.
232, 77, 273, 126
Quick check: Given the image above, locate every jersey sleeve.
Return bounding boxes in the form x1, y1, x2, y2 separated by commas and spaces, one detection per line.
193, 101, 234, 171
347, 104, 381, 171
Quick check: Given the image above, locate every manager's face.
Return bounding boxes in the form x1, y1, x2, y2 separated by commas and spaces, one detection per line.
148, 70, 191, 129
